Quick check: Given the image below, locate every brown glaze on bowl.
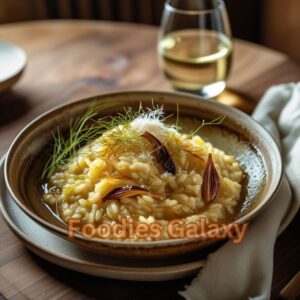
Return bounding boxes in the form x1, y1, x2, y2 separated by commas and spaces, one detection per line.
4, 91, 283, 258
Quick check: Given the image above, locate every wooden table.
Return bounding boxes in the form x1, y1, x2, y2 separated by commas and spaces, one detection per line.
0, 20, 299, 300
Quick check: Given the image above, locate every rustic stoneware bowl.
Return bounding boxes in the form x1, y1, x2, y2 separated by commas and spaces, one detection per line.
4, 91, 283, 258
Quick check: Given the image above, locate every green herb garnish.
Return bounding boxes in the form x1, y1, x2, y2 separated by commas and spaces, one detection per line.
42, 102, 118, 179
42, 102, 167, 179
42, 101, 225, 179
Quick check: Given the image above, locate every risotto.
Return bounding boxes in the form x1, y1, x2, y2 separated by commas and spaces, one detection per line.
42, 107, 244, 240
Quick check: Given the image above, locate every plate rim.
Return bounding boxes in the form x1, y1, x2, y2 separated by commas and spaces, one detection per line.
0, 154, 297, 280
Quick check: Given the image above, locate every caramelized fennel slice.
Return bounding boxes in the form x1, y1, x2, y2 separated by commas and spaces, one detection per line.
141, 131, 176, 175
201, 153, 220, 204
103, 185, 163, 202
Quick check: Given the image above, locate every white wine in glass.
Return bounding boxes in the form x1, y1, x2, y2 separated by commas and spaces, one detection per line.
158, 0, 233, 99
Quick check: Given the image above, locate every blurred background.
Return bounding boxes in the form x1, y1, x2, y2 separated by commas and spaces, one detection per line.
1, 0, 300, 61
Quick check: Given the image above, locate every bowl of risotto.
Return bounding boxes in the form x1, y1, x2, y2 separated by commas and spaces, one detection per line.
4, 91, 282, 258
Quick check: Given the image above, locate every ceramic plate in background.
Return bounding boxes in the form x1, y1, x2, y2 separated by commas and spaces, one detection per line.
0, 40, 27, 93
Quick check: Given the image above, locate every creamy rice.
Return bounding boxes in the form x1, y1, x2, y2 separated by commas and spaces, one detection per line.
43, 111, 244, 240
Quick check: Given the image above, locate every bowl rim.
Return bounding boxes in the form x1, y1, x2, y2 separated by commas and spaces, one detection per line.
4, 90, 283, 247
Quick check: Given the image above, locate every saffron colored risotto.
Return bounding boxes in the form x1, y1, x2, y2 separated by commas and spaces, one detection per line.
42, 106, 244, 240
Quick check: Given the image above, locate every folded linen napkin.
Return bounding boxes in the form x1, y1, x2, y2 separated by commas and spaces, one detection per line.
180, 83, 300, 300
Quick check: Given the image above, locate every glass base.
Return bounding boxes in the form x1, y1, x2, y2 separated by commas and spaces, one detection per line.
174, 81, 226, 99
198, 81, 226, 99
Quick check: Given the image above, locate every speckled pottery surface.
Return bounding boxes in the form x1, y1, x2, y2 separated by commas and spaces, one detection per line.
3, 91, 283, 258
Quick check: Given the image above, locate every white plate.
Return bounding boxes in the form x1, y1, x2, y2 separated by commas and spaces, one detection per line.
0, 40, 27, 92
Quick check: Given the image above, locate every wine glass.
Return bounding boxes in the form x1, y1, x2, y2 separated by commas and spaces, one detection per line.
158, 0, 233, 99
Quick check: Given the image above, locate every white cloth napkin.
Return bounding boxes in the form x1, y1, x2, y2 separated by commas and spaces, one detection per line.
180, 83, 300, 300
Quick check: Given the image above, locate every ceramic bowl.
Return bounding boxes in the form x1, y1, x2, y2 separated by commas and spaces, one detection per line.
4, 91, 283, 258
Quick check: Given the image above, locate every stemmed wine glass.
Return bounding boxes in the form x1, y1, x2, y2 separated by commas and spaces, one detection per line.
158, 0, 233, 99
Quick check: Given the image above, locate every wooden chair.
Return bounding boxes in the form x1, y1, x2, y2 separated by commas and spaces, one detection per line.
1, 0, 300, 61
0, 0, 165, 24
